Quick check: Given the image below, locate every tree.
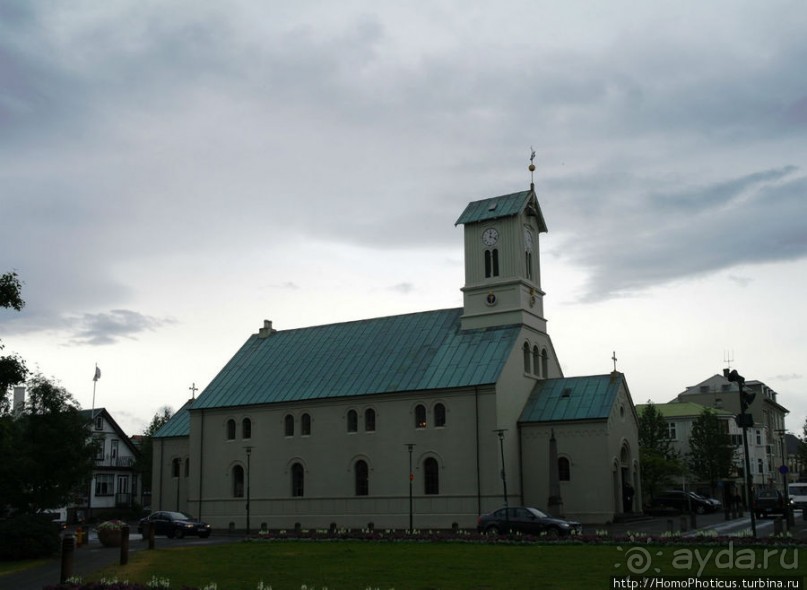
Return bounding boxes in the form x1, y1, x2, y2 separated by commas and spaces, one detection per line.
0, 271, 28, 413
134, 406, 174, 497
638, 402, 683, 501
687, 408, 736, 495
0, 374, 97, 514
799, 418, 807, 475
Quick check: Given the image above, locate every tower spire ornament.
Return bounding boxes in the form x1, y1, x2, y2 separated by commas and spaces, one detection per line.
529, 147, 536, 189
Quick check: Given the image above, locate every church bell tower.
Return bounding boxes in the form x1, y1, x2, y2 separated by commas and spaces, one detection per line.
455, 159, 548, 332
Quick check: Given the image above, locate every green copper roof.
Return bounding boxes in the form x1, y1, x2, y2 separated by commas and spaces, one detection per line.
154, 399, 193, 438
519, 374, 624, 423
190, 308, 521, 412
455, 189, 548, 232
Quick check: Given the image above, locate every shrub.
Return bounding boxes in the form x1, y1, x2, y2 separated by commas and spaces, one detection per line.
0, 513, 61, 560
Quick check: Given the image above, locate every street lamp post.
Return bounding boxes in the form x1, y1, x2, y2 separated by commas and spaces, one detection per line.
245, 446, 252, 536
405, 443, 415, 533
495, 429, 509, 528
776, 429, 794, 527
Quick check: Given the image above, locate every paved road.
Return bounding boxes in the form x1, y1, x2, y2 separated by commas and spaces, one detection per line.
2, 511, 805, 590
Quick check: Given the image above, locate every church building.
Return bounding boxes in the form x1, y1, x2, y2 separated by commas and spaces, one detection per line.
152, 179, 641, 528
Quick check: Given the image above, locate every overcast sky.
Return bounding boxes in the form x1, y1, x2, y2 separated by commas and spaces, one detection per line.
2, 0, 806, 440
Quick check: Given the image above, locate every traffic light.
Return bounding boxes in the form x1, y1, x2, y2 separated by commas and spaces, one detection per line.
723, 368, 745, 386
740, 387, 756, 414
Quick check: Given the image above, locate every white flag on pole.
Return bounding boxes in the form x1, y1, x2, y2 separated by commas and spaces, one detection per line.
93, 366, 101, 381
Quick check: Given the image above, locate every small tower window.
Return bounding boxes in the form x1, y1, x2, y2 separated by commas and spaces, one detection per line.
484, 249, 499, 278
301, 413, 311, 436
541, 349, 548, 378
522, 342, 531, 373
532, 346, 540, 376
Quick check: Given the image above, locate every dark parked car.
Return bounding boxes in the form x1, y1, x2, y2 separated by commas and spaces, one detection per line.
649, 490, 716, 514
477, 506, 582, 536
138, 511, 211, 539
753, 489, 792, 518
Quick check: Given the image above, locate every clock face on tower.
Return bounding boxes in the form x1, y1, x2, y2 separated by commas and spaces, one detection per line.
482, 227, 499, 246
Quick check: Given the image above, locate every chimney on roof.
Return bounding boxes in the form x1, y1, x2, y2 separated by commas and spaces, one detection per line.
258, 319, 277, 339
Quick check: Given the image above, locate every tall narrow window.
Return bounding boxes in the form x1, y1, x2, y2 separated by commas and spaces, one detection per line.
491, 249, 499, 276
424, 457, 439, 495
242, 418, 252, 439
232, 465, 244, 498
184, 457, 190, 477
541, 349, 548, 378
434, 403, 446, 427
522, 342, 530, 373
291, 463, 304, 497
347, 409, 358, 433
301, 413, 311, 436
226, 419, 236, 440
558, 457, 570, 481
284, 414, 294, 437
415, 404, 427, 429
485, 250, 492, 278
364, 408, 376, 432
525, 251, 533, 280
532, 346, 540, 376
171, 458, 181, 478
355, 460, 369, 496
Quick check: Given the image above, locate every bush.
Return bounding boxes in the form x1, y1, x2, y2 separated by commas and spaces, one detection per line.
0, 513, 61, 560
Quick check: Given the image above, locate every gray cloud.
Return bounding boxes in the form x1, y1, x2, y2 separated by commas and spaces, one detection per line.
66, 310, 176, 346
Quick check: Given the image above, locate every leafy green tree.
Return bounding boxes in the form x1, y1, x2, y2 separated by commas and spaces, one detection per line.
687, 408, 735, 495
638, 402, 683, 501
135, 406, 174, 497
799, 417, 807, 475
0, 374, 97, 514
0, 271, 28, 412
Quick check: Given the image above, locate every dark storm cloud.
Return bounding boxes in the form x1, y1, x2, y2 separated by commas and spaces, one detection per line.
550, 166, 807, 300
67, 309, 175, 346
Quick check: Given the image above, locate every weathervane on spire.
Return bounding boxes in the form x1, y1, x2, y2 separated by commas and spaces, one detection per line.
529, 146, 536, 188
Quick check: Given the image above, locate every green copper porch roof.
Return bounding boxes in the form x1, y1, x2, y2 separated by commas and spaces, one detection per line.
191, 307, 521, 411
455, 189, 548, 232
519, 374, 624, 423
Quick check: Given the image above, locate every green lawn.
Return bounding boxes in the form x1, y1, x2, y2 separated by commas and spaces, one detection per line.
90, 541, 805, 590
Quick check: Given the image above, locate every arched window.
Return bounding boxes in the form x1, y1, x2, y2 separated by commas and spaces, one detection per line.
232, 465, 244, 498
484, 249, 500, 278
171, 458, 181, 478
364, 408, 376, 432
226, 419, 236, 440
532, 346, 540, 376
242, 418, 252, 439
347, 409, 358, 433
558, 457, 570, 481
541, 349, 548, 378
301, 413, 311, 436
415, 404, 427, 429
355, 459, 369, 496
184, 457, 190, 478
434, 403, 446, 427
284, 414, 294, 437
424, 457, 439, 495
522, 342, 531, 373
291, 463, 304, 497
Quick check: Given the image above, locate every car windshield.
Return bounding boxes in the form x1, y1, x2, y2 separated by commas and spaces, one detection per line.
788, 485, 807, 495
165, 511, 195, 520
526, 507, 548, 518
